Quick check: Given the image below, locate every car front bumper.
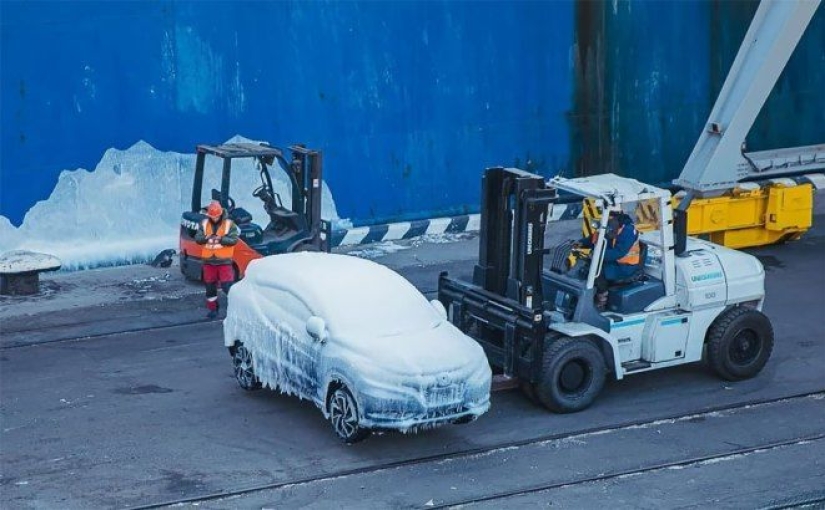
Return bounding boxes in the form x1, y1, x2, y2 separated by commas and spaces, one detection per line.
360, 396, 491, 431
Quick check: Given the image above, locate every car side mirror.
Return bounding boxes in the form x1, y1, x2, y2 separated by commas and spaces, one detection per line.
430, 300, 447, 320
306, 316, 328, 342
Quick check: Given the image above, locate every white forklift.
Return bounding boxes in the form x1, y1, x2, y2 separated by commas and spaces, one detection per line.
438, 167, 773, 412
438, 0, 822, 412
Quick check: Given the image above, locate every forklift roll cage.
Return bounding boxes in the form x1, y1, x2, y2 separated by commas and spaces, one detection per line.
191, 143, 325, 248
180, 142, 328, 282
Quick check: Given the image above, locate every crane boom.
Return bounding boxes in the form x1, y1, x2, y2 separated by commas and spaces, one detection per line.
675, 0, 822, 194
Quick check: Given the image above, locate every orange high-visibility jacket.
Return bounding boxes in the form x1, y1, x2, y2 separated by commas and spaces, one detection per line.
201, 219, 238, 263
614, 225, 640, 265
587, 225, 640, 266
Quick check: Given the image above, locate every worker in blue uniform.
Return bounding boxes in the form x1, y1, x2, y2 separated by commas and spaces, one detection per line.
577, 211, 642, 311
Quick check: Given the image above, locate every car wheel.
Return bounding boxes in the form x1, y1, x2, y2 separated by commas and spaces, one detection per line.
328, 385, 370, 443
707, 307, 774, 381
535, 337, 606, 413
232, 342, 261, 391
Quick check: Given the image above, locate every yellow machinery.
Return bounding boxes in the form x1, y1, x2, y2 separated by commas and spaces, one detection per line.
579, 182, 814, 249
679, 183, 813, 248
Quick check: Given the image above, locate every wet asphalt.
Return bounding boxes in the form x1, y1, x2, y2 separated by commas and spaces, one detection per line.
1, 220, 824, 509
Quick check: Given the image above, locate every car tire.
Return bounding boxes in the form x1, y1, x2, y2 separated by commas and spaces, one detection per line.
535, 337, 606, 413
231, 342, 262, 391
452, 415, 476, 425
328, 385, 370, 444
706, 307, 774, 381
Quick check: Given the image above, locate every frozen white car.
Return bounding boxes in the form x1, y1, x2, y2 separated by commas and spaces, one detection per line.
223, 252, 492, 443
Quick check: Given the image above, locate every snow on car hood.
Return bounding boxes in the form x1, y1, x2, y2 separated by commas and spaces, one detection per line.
333, 320, 489, 380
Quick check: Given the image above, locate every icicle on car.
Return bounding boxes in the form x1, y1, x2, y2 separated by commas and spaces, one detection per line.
223, 252, 492, 443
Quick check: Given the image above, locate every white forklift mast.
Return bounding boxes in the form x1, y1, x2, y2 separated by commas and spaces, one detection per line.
676, 0, 823, 193
671, 0, 825, 248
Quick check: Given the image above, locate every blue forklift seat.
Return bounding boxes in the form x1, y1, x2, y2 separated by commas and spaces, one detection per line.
607, 277, 665, 314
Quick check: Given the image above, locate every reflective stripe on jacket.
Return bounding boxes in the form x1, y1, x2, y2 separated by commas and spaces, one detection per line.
201, 219, 236, 262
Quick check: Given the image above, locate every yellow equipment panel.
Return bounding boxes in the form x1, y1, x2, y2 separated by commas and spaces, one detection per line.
577, 184, 814, 249
681, 184, 813, 249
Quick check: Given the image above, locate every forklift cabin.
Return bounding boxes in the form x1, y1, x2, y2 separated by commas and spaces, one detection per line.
439, 167, 677, 408
180, 143, 329, 282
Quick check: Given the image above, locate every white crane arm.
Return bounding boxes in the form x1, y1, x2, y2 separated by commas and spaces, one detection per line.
675, 0, 822, 194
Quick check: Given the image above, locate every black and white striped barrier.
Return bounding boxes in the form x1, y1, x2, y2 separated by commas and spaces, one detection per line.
330, 215, 479, 248
329, 202, 586, 248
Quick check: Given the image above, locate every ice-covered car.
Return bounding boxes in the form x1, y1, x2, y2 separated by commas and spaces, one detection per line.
223, 252, 492, 443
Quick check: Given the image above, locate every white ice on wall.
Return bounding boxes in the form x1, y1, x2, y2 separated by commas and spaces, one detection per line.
0, 136, 344, 270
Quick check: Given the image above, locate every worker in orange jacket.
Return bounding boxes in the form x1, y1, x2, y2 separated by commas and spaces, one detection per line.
195, 201, 240, 319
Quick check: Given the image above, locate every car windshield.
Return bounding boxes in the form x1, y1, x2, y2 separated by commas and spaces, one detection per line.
321, 275, 442, 339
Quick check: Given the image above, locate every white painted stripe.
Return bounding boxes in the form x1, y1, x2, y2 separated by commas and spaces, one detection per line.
339, 227, 370, 246
384, 222, 412, 241
425, 217, 452, 235
802, 173, 825, 190
466, 214, 481, 232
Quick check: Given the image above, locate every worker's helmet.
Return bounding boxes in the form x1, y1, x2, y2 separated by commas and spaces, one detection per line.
206, 200, 223, 221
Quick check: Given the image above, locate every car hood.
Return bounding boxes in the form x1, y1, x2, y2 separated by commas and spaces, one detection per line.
334, 321, 488, 379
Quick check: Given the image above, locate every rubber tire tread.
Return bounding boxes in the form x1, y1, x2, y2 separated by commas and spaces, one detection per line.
706, 307, 774, 381
535, 337, 607, 414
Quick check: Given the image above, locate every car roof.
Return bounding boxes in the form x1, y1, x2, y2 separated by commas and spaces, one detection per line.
244, 252, 422, 315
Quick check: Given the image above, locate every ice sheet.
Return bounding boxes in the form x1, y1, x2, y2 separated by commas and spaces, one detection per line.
0, 136, 343, 270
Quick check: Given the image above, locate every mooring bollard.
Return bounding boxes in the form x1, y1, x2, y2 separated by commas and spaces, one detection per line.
0, 250, 62, 296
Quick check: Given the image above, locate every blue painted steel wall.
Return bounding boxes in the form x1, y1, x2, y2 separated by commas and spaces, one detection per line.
2, 1, 824, 227
572, 0, 825, 185
711, 1, 825, 152
0, 0, 574, 226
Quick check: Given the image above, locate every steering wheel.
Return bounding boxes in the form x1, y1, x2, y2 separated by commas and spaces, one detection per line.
566, 244, 593, 279
570, 244, 592, 261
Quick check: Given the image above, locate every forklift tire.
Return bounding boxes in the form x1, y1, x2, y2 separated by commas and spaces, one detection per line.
706, 306, 774, 381
535, 337, 606, 414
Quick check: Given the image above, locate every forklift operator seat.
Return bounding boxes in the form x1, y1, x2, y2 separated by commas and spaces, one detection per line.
229, 207, 253, 225
269, 208, 308, 235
